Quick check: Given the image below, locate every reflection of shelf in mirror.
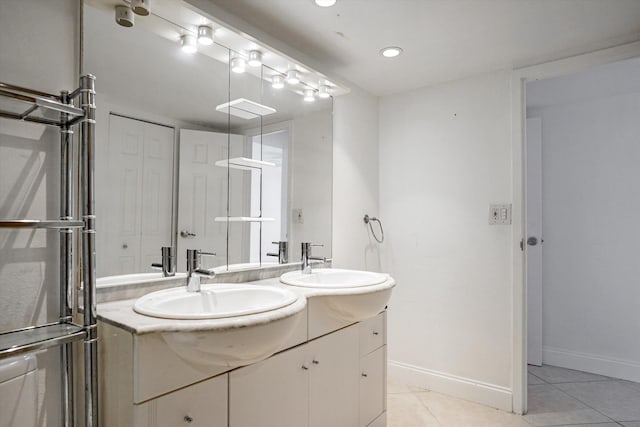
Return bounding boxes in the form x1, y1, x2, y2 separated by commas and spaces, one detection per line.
215, 98, 276, 120
214, 217, 275, 222
215, 157, 276, 171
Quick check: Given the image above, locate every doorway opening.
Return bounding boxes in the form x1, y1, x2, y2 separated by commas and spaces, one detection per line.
523, 57, 640, 423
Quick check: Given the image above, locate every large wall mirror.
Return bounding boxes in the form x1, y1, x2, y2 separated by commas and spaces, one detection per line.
83, 0, 334, 280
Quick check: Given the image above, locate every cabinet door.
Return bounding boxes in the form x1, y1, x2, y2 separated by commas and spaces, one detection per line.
308, 325, 359, 427
359, 312, 385, 357
359, 346, 386, 427
134, 374, 228, 427
229, 344, 309, 427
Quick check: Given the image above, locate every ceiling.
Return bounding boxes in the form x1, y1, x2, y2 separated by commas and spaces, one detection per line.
205, 0, 640, 96
84, 3, 332, 130
527, 56, 640, 110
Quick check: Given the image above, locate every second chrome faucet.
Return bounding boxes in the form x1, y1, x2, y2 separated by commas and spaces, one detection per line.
186, 249, 216, 292
301, 242, 326, 274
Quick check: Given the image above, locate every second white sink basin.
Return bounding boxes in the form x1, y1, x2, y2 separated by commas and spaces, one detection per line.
134, 284, 297, 319
280, 268, 387, 288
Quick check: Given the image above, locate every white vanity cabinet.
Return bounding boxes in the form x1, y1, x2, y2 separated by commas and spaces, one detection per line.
134, 374, 228, 427
229, 324, 360, 427
359, 313, 387, 427
229, 311, 387, 427
99, 304, 388, 427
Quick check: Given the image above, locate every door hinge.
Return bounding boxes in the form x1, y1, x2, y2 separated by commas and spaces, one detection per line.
520, 239, 524, 251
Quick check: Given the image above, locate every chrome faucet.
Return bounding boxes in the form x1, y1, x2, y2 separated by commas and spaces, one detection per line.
267, 241, 289, 264
186, 249, 216, 292
151, 246, 176, 277
301, 242, 326, 274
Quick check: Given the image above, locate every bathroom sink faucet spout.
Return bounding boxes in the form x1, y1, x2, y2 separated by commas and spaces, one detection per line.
186, 249, 216, 292
301, 242, 325, 274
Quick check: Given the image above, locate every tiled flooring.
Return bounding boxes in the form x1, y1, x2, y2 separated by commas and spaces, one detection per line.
388, 365, 640, 427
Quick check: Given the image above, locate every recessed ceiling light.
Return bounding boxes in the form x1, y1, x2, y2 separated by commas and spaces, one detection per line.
286, 70, 300, 85
315, 0, 336, 6
231, 57, 246, 73
248, 50, 263, 67
197, 25, 214, 45
380, 46, 403, 58
180, 34, 197, 54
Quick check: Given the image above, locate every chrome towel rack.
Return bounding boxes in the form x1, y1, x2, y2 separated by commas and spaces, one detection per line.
0, 76, 98, 427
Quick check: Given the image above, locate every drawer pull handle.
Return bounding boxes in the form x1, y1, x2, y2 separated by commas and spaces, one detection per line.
361, 373, 368, 378
184, 415, 193, 423
312, 360, 320, 365
372, 331, 379, 336
301, 365, 309, 370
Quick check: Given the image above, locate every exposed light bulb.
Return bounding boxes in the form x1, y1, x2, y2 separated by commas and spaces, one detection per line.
304, 89, 316, 102
248, 50, 263, 67
231, 57, 246, 73
286, 70, 300, 85
197, 26, 214, 46
272, 75, 284, 89
318, 85, 332, 99
315, 0, 337, 6
380, 46, 403, 58
181, 34, 197, 54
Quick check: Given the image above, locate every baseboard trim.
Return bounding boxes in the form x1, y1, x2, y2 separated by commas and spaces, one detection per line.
388, 360, 513, 412
542, 347, 640, 383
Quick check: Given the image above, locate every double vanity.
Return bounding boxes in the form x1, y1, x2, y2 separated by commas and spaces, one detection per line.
97, 266, 395, 427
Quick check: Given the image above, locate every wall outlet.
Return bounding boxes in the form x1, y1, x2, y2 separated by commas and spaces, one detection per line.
489, 204, 511, 225
293, 208, 304, 224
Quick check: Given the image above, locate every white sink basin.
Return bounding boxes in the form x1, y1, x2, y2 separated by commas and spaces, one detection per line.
280, 268, 394, 325
280, 268, 387, 288
133, 284, 297, 319
133, 284, 304, 369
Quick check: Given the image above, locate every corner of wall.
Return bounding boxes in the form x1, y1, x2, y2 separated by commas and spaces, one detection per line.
332, 84, 381, 271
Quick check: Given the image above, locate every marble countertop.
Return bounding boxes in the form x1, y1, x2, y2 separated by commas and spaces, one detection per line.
97, 275, 396, 335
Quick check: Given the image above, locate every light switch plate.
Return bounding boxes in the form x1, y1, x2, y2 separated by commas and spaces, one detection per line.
489, 204, 511, 225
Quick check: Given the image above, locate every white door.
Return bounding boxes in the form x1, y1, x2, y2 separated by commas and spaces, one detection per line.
177, 129, 228, 271
104, 115, 173, 276
526, 117, 543, 367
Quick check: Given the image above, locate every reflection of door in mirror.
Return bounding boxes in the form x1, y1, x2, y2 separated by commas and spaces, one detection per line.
97, 115, 174, 277
177, 130, 244, 271
249, 130, 289, 264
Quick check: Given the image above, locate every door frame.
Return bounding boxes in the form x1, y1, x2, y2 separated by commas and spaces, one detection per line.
511, 41, 640, 415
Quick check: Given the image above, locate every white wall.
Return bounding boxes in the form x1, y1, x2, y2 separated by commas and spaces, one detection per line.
290, 109, 333, 260
0, 0, 78, 425
527, 64, 640, 381
332, 86, 381, 271
379, 70, 514, 410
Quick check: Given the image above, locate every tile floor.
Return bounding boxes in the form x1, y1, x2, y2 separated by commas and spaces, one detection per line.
388, 365, 640, 427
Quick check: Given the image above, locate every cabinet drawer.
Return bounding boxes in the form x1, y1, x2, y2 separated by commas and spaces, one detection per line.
134, 374, 228, 427
359, 312, 385, 357
359, 346, 386, 427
